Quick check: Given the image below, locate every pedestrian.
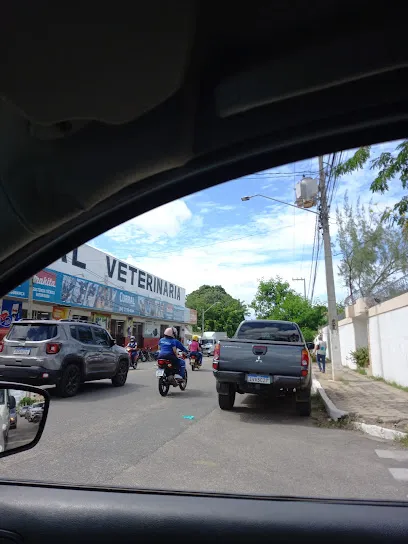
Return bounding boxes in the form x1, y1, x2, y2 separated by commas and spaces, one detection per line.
314, 334, 327, 373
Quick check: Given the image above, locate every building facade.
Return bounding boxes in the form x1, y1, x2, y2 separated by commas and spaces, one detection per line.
0, 244, 197, 347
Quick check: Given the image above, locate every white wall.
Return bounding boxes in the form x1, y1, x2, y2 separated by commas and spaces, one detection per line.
369, 305, 408, 387
338, 320, 357, 369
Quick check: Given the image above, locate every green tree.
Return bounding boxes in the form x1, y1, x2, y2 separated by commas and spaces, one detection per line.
334, 141, 408, 232
336, 194, 408, 297
18, 396, 36, 407
186, 285, 249, 338
251, 277, 327, 342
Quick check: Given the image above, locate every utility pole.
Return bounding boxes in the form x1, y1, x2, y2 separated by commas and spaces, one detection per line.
201, 301, 220, 336
292, 277, 306, 299
318, 156, 341, 380
27, 277, 34, 319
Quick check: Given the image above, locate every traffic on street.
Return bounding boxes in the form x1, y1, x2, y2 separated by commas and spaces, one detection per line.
1, 359, 408, 501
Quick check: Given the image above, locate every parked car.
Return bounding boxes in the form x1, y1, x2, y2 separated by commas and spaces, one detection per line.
9, 407, 17, 429
213, 320, 312, 416
0, 320, 130, 398
201, 332, 228, 356
27, 403, 44, 423
19, 405, 29, 418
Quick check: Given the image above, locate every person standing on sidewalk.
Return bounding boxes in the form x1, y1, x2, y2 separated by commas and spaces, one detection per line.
314, 334, 327, 373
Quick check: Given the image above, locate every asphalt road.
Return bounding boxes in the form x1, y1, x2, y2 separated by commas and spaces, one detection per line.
1, 359, 408, 501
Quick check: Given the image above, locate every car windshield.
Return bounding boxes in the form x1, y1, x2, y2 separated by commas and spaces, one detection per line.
237, 322, 301, 342
2, 139, 408, 503
7, 324, 58, 341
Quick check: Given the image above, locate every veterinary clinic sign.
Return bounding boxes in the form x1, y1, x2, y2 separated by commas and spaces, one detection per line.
49, 244, 186, 306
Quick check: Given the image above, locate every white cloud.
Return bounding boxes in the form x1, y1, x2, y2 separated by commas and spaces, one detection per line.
105, 199, 192, 243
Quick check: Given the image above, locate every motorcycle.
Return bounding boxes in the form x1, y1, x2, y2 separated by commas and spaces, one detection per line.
190, 353, 201, 371
156, 355, 188, 396
126, 346, 139, 369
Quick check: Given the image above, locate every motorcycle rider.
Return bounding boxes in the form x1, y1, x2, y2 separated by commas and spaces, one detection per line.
189, 335, 203, 366
158, 327, 189, 381
126, 336, 138, 367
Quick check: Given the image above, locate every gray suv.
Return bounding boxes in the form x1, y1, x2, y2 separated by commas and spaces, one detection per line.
0, 320, 130, 397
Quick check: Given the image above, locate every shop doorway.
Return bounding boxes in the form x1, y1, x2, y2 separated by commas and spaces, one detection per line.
111, 319, 125, 346
132, 322, 143, 347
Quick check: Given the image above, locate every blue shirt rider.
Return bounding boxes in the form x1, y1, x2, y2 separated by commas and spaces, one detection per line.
158, 327, 188, 378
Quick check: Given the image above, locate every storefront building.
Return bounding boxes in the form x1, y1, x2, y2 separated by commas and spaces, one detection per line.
0, 244, 197, 346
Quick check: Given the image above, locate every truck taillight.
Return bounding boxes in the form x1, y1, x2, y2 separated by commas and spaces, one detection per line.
212, 361, 218, 370
46, 342, 61, 355
0, 342, 4, 353
301, 349, 309, 376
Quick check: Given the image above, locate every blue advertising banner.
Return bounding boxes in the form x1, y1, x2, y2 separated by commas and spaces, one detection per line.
0, 299, 23, 329
7, 268, 187, 322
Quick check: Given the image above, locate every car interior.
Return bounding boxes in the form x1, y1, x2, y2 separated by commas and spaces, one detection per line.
1, 3, 408, 542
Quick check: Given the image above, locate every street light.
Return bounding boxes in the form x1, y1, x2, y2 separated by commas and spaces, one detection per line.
241, 194, 319, 214
202, 301, 220, 335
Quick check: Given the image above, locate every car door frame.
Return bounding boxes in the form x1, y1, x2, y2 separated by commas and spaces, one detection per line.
91, 327, 117, 377
72, 324, 102, 378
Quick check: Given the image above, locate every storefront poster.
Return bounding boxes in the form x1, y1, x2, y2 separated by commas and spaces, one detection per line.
52, 306, 70, 320
144, 322, 159, 338
92, 313, 110, 329
0, 300, 22, 329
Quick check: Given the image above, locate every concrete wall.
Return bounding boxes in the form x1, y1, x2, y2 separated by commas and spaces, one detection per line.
340, 292, 408, 387
368, 293, 408, 387
338, 318, 357, 369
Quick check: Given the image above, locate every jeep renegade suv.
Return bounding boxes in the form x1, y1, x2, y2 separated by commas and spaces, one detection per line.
0, 320, 130, 397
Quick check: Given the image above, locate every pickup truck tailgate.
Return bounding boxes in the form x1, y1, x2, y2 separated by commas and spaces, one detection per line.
219, 339, 304, 376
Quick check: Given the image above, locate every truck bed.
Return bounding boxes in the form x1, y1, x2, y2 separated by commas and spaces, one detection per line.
218, 338, 305, 377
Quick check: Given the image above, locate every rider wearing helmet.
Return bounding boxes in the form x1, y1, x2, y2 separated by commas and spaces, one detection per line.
189, 335, 202, 366
126, 335, 139, 366
158, 327, 189, 379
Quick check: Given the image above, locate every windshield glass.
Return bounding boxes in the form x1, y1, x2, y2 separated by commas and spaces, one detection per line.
237, 321, 301, 342
7, 324, 58, 341
1, 140, 408, 503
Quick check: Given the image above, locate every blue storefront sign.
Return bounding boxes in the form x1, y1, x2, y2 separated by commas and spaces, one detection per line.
8, 268, 186, 322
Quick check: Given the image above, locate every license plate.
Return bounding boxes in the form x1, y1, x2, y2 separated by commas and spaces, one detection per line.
156, 369, 164, 377
13, 347, 31, 355
246, 374, 271, 384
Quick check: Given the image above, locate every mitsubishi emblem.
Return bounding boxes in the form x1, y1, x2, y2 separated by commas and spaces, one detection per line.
255, 355, 263, 363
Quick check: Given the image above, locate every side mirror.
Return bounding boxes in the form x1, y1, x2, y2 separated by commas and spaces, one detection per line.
110, 338, 116, 347
0, 383, 49, 458
306, 342, 315, 351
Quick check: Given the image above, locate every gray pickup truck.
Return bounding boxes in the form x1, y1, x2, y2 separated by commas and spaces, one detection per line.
212, 319, 313, 416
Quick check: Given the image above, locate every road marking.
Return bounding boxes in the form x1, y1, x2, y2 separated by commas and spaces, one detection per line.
388, 468, 408, 481
375, 449, 408, 461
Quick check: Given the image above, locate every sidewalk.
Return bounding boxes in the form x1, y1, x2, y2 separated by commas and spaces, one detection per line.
314, 363, 408, 432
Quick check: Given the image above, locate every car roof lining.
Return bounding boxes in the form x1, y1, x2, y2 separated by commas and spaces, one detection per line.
0, 2, 407, 296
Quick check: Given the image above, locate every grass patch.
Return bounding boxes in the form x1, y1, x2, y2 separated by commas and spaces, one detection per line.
369, 376, 408, 393
395, 434, 408, 448
356, 368, 367, 375
311, 394, 355, 430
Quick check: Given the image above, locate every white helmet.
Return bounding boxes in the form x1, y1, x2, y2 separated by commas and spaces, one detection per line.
130, 336, 135, 341
164, 327, 175, 337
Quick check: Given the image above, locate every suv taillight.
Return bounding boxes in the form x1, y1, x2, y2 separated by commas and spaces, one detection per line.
46, 342, 61, 355
0, 342, 4, 353
301, 348, 309, 376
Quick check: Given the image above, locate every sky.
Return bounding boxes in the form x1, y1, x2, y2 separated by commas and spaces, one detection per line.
89, 139, 405, 309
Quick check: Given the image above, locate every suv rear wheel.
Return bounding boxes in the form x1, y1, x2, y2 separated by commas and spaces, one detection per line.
111, 359, 129, 387
56, 363, 81, 397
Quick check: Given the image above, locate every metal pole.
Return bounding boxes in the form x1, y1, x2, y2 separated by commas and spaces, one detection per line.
318, 156, 341, 380
293, 277, 306, 299
27, 277, 34, 319
202, 309, 205, 336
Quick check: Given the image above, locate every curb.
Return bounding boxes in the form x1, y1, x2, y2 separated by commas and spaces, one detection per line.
312, 378, 408, 441
353, 421, 408, 441
312, 378, 348, 421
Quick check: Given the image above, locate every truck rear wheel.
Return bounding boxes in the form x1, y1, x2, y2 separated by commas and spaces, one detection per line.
218, 388, 235, 410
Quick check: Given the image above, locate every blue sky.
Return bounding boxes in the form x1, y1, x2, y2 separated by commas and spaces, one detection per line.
90, 140, 405, 308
